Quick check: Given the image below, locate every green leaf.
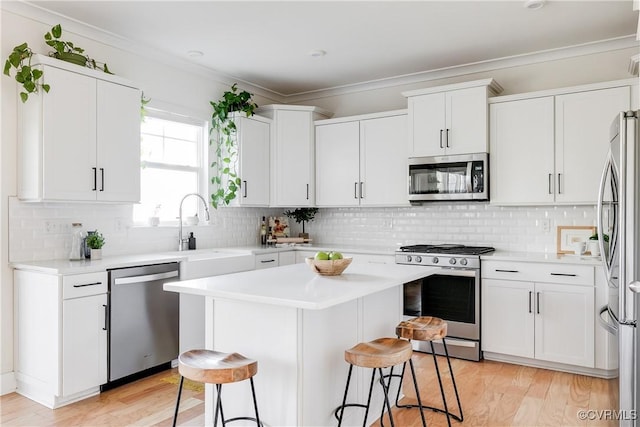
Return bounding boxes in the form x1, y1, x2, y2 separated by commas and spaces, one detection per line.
42, 84, 50, 93
19, 92, 28, 103
52, 24, 62, 38
3, 60, 11, 76
32, 69, 43, 80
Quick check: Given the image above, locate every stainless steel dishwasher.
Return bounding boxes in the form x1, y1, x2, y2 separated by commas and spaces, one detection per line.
105, 262, 180, 388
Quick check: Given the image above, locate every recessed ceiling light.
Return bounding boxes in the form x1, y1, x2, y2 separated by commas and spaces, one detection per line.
308, 49, 326, 58
524, 0, 545, 10
187, 50, 204, 58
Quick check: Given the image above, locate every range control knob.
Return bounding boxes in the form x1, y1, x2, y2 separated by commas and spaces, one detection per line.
432, 257, 439, 264
449, 258, 457, 265
460, 258, 468, 266
406, 255, 412, 263
415, 256, 422, 263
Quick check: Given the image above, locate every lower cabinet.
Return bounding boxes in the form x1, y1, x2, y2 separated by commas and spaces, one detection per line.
482, 261, 595, 369
15, 270, 108, 408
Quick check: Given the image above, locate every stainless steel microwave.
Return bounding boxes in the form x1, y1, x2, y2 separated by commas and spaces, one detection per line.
408, 153, 489, 203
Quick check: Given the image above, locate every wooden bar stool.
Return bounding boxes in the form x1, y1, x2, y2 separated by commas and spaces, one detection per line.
394, 316, 463, 427
172, 349, 261, 427
335, 337, 426, 427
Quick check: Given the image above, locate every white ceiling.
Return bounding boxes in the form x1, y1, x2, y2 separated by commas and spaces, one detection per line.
23, 0, 640, 96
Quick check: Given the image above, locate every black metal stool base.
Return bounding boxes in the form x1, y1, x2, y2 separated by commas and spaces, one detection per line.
172, 376, 262, 427
393, 339, 464, 427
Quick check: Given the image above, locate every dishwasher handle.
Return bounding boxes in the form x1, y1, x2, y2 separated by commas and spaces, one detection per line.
113, 270, 178, 285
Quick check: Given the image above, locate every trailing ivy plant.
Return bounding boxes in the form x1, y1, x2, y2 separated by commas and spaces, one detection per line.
3, 42, 49, 102
209, 83, 258, 208
45, 24, 113, 74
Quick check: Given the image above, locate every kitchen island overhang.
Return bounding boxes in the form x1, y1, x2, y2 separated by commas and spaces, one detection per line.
164, 261, 436, 426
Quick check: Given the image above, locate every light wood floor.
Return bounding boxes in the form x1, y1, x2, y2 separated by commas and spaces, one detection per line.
1, 353, 617, 426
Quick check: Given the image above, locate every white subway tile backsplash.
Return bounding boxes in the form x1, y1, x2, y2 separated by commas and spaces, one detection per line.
8, 197, 598, 262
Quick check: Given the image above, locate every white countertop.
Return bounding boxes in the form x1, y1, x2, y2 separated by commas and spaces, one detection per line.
482, 250, 603, 266
164, 261, 435, 310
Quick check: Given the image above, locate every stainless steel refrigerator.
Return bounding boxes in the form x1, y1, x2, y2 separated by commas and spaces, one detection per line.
597, 110, 640, 426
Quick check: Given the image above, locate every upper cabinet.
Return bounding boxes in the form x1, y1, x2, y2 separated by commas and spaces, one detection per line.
18, 55, 141, 203
402, 79, 502, 157
490, 80, 634, 205
257, 105, 331, 207
315, 110, 409, 207
234, 114, 271, 207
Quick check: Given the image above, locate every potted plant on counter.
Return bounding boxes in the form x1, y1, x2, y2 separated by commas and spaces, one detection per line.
86, 231, 106, 260
284, 207, 318, 239
588, 231, 609, 257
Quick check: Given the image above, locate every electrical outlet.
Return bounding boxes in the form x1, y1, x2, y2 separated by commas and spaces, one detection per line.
540, 219, 550, 232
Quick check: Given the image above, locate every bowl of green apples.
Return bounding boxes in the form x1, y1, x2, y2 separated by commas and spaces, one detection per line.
306, 251, 352, 276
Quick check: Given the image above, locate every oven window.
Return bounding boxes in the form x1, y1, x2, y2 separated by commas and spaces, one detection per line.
421, 274, 475, 324
403, 280, 422, 317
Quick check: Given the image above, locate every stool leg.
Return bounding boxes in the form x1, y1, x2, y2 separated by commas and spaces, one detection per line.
392, 361, 407, 407
337, 364, 353, 427
430, 342, 452, 427
442, 338, 464, 422
378, 367, 396, 427
213, 384, 225, 426
249, 377, 261, 427
172, 375, 185, 427
361, 369, 377, 427
408, 358, 428, 427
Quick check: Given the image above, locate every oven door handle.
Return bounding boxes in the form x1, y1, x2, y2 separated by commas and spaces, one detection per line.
432, 267, 478, 278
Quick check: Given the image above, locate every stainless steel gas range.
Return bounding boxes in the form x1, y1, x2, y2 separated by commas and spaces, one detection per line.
396, 244, 495, 361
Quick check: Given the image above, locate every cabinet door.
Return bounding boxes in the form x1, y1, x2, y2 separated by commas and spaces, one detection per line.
360, 115, 409, 206
555, 87, 630, 204
315, 121, 360, 206
481, 279, 534, 358
255, 253, 279, 269
41, 66, 97, 201
490, 97, 555, 204
445, 86, 488, 155
272, 110, 314, 206
96, 80, 141, 202
62, 293, 108, 395
238, 116, 270, 206
534, 282, 595, 367
407, 93, 446, 157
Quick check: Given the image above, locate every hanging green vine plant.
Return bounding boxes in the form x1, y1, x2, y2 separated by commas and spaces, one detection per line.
209, 83, 258, 208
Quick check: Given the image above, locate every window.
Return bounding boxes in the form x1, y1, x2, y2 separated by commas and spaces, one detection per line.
134, 111, 208, 224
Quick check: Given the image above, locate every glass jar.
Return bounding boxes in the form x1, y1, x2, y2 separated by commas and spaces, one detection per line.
69, 223, 85, 260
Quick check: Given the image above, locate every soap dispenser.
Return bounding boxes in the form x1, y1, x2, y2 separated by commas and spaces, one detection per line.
188, 232, 196, 250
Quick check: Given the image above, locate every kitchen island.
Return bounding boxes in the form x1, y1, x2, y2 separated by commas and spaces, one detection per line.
164, 261, 434, 426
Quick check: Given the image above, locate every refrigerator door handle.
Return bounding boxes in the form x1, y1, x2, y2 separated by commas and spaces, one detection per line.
597, 305, 618, 336
629, 281, 640, 293
597, 152, 613, 282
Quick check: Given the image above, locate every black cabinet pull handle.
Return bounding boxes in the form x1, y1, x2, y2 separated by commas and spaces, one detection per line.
73, 281, 102, 288
548, 173, 553, 194
306, 183, 309, 200
495, 269, 519, 273
445, 128, 450, 148
354, 182, 358, 199
528, 291, 532, 313
92, 167, 97, 191
359, 182, 364, 199
550, 273, 577, 277
102, 304, 108, 331
439, 129, 444, 148
260, 259, 276, 263
557, 173, 562, 194
536, 292, 541, 314
243, 180, 247, 198
100, 168, 104, 191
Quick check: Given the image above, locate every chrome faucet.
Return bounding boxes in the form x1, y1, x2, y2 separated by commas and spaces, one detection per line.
178, 193, 211, 251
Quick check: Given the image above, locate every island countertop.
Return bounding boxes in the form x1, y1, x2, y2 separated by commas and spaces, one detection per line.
164, 261, 434, 310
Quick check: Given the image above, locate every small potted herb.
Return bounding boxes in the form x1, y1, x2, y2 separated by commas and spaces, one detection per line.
283, 208, 318, 239
85, 231, 106, 260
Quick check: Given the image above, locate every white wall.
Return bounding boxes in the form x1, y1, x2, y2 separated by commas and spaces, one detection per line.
1, 5, 637, 395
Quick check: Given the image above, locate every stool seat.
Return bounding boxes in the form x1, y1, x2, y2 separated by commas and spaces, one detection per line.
396, 316, 448, 341
345, 337, 412, 369
179, 349, 257, 384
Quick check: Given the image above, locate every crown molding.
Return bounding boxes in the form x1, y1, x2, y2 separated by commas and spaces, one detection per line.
5, 1, 638, 104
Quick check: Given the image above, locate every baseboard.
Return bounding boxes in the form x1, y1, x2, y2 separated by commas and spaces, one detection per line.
1, 371, 17, 395
483, 352, 618, 379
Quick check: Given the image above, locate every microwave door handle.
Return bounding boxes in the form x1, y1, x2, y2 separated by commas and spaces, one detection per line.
466, 162, 473, 192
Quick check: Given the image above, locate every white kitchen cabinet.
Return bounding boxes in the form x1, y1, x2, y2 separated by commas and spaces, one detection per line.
18, 55, 141, 203
278, 251, 296, 266
14, 269, 108, 408
490, 81, 632, 205
403, 79, 502, 157
315, 111, 408, 207
258, 105, 331, 207
255, 252, 279, 269
482, 260, 595, 369
236, 114, 271, 206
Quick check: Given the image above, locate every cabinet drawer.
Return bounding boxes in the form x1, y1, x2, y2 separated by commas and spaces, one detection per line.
482, 261, 593, 286
255, 253, 279, 269
63, 272, 108, 299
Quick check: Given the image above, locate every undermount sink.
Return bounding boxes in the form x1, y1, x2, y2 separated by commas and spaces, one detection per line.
176, 249, 255, 279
